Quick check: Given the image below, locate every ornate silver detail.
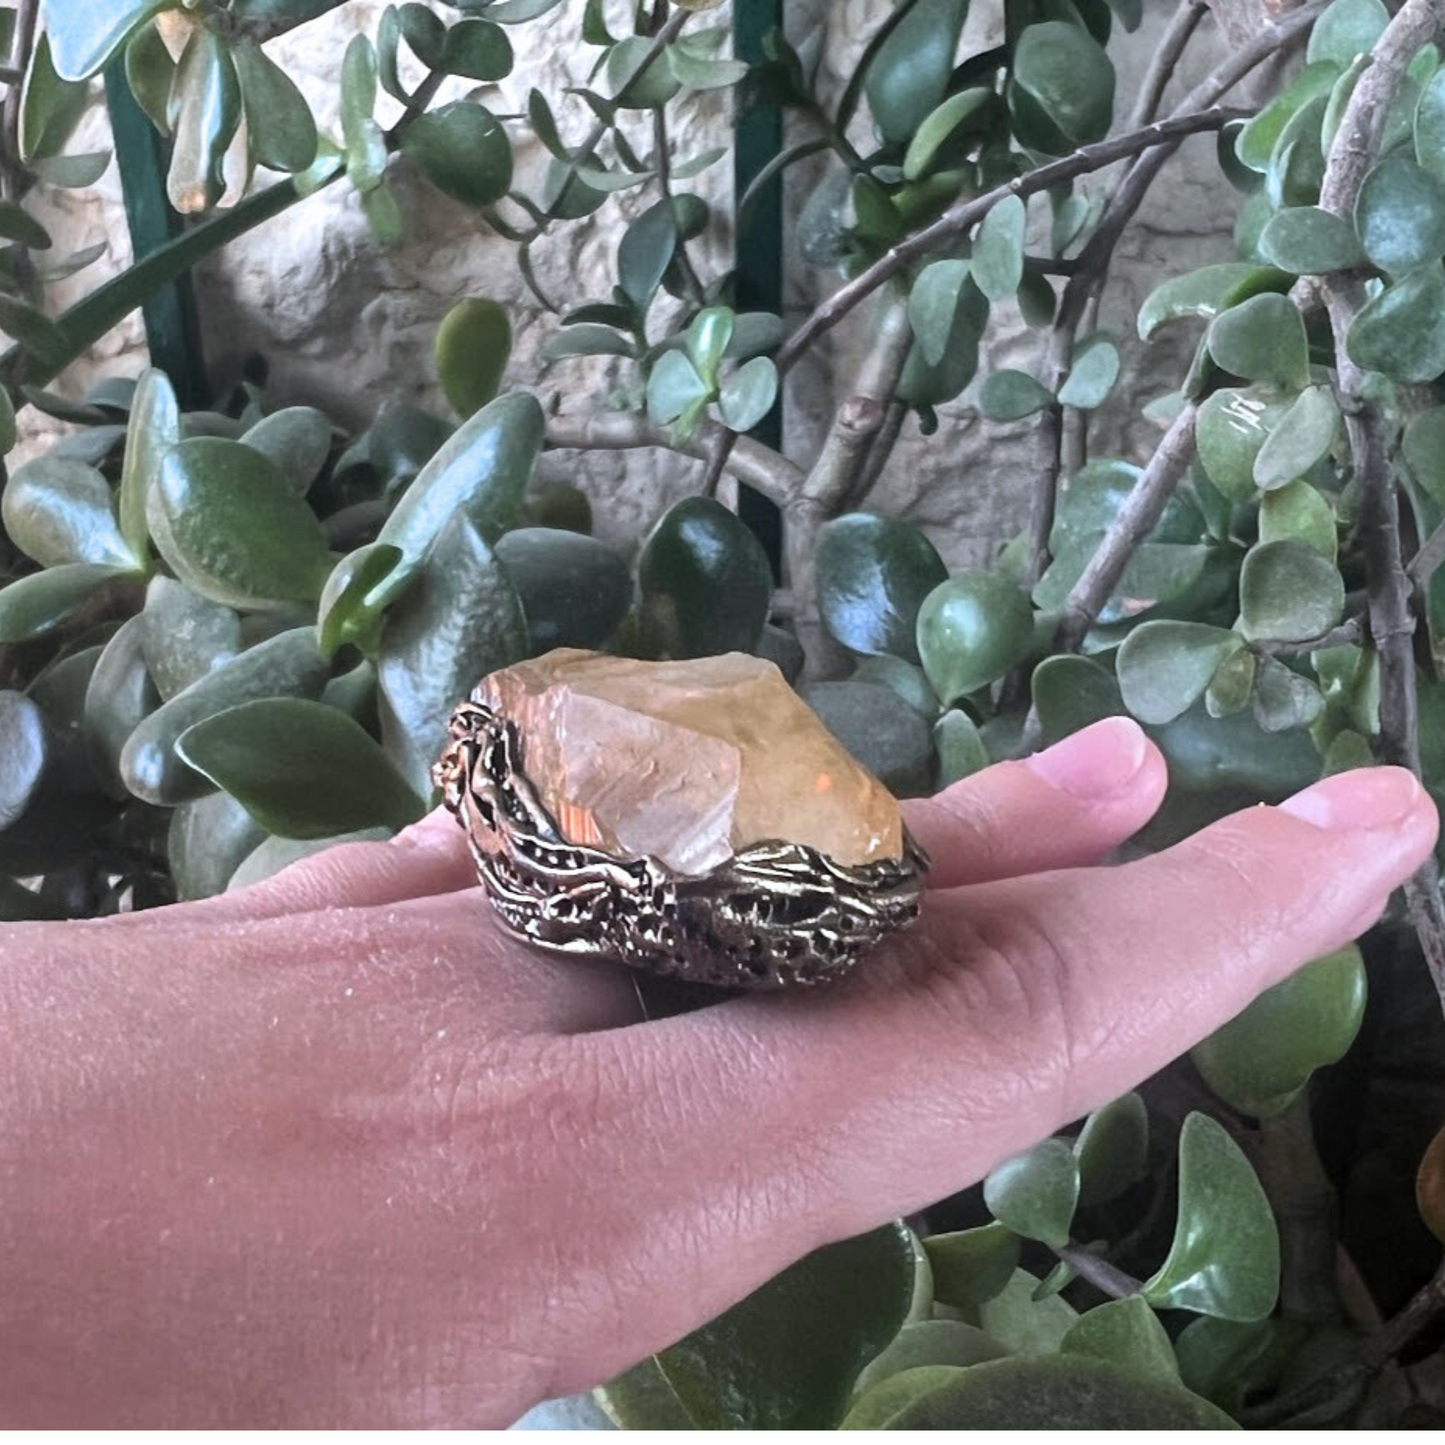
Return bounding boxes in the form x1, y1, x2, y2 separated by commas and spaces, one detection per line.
433, 694, 930, 990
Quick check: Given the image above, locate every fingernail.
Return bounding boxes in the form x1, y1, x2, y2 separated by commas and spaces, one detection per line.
1025, 717, 1150, 800
1278, 767, 1424, 831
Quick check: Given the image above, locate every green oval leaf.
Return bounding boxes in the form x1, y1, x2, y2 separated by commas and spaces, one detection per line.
494, 526, 632, 652
1258, 206, 1365, 274
119, 368, 178, 562
852, 1321, 1008, 1399
908, 259, 973, 368
1206, 293, 1309, 390
972, 195, 1026, 304
168, 790, 268, 902
863, 0, 970, 147
2, 455, 136, 568
317, 542, 413, 658
241, 406, 333, 493
0, 563, 135, 644
1137, 264, 1292, 341
1252, 385, 1338, 491
1075, 1092, 1149, 1207
1307, 0, 1388, 65
120, 627, 330, 806
648, 1223, 916, 1429
637, 496, 773, 658
1239, 538, 1345, 642
167, 27, 242, 213
233, 36, 319, 174
1259, 479, 1337, 560
1057, 335, 1120, 410
45, 0, 170, 81
1191, 944, 1366, 1117
1347, 262, 1445, 381
82, 613, 159, 798
1061, 1297, 1181, 1382
1011, 21, 1115, 151
983, 1137, 1080, 1248
435, 297, 512, 419
1355, 156, 1445, 273
1195, 386, 1292, 501
177, 698, 425, 839
0, 690, 50, 831
140, 576, 243, 701
377, 518, 528, 795
378, 390, 545, 573
1117, 622, 1243, 726
442, 17, 513, 80
156, 438, 332, 608
1142, 1112, 1280, 1321
978, 369, 1054, 421
903, 87, 992, 181
917, 570, 1034, 702
401, 101, 513, 208
923, 1222, 1021, 1309
718, 356, 778, 433
816, 513, 947, 663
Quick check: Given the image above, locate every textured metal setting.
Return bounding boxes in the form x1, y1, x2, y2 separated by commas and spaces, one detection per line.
433, 693, 930, 990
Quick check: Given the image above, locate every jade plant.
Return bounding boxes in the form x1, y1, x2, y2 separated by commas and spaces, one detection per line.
4, 0, 1445, 1429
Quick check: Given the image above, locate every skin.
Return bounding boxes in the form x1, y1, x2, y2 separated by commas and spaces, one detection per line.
0, 716, 1436, 1427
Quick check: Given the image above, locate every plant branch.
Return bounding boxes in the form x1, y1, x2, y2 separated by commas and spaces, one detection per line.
1053, 403, 1199, 654
1253, 615, 1366, 657
850, 398, 909, 510
1315, 0, 1445, 1016
773, 107, 1248, 378
1363, 1256, 1445, 1366
1126, 0, 1209, 132
1409, 513, 1445, 589
1054, 1243, 1145, 1299
543, 409, 805, 507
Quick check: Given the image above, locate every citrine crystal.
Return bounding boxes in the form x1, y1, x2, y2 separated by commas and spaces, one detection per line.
478, 649, 904, 876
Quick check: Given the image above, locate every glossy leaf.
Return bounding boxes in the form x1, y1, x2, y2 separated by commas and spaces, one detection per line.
1259, 480, 1337, 561
1137, 263, 1292, 340
972, 195, 1026, 304
178, 699, 425, 839
378, 391, 544, 573
646, 351, 710, 425
1116, 621, 1243, 725
917, 571, 1034, 702
1062, 1296, 1180, 1383
984, 1138, 1080, 1248
1236, 62, 1340, 173
0, 563, 135, 644
650, 1224, 916, 1429
378, 518, 528, 795
1239, 539, 1345, 642
1032, 655, 1124, 745
903, 87, 992, 181
863, 0, 970, 147
155, 439, 333, 608
604, 35, 680, 109
494, 527, 632, 652
82, 614, 158, 798
233, 38, 318, 174
0, 690, 49, 830
1416, 66, 1445, 182
120, 628, 330, 806
402, 102, 513, 209
442, 18, 513, 80
1057, 335, 1120, 410
1207, 294, 1309, 389
118, 368, 177, 562
898, 271, 989, 408
1347, 263, 1445, 381
241, 407, 332, 493
840, 1367, 967, 1430
167, 28, 242, 213
140, 577, 243, 702
1258, 205, 1364, 273
594, 1358, 694, 1429
1196, 386, 1292, 501
435, 298, 512, 419
718, 356, 778, 433
979, 368, 1054, 421
1011, 21, 1115, 151
1191, 945, 1366, 1117
908, 259, 973, 368
852, 1321, 1008, 1399
20, 33, 88, 163
1142, 1113, 1280, 1321
976, 1268, 1079, 1355
1307, 0, 1388, 65
924, 1222, 1020, 1309
800, 681, 935, 797
168, 790, 268, 902
619, 199, 678, 311
2, 455, 135, 568
227, 826, 393, 892
318, 543, 413, 658
1253, 386, 1338, 491
934, 708, 988, 787
685, 306, 734, 383
816, 513, 947, 663
637, 496, 773, 659
1404, 406, 1445, 503
1355, 157, 1445, 273
1075, 1092, 1149, 1207
44, 0, 169, 80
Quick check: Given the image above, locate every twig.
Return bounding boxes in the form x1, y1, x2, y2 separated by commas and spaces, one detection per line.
849, 398, 908, 509
1126, 0, 1209, 132
1053, 404, 1199, 654
1314, 0, 1445, 1017
1363, 1256, 1445, 1366
543, 409, 805, 506
772, 107, 1247, 378
1253, 616, 1366, 656
1054, 1243, 1144, 1299
1409, 514, 1445, 589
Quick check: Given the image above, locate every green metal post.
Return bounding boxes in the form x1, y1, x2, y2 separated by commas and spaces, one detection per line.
733, 0, 784, 578
103, 56, 209, 409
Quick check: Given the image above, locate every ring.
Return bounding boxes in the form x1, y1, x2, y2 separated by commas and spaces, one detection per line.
433, 649, 929, 989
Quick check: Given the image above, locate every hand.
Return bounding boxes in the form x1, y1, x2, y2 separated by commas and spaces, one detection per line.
0, 718, 1435, 1427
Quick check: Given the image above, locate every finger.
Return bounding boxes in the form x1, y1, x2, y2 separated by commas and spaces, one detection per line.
576, 768, 1436, 1322
110, 809, 477, 928
903, 717, 1167, 887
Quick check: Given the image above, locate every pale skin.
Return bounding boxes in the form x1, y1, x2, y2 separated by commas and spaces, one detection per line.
0, 716, 1437, 1427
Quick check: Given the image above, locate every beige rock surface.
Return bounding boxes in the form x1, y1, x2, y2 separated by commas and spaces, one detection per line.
18, 0, 1249, 570
480, 648, 904, 872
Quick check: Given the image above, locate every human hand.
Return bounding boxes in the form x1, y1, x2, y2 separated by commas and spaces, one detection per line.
0, 717, 1435, 1427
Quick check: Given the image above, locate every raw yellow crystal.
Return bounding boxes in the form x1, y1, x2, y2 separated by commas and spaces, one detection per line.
478, 649, 904, 875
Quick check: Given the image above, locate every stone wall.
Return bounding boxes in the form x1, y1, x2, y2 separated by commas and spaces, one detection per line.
18, 0, 1245, 568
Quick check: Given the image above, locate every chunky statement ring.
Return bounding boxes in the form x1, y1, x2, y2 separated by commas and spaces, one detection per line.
432, 649, 929, 990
